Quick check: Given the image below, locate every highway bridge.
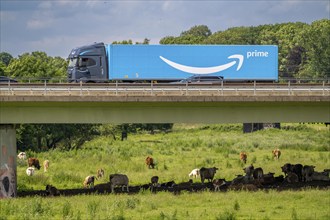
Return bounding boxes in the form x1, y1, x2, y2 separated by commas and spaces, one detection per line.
0, 82, 329, 198
1, 82, 329, 124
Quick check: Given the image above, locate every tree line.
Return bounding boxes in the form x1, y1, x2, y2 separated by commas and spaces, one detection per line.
1, 19, 329, 151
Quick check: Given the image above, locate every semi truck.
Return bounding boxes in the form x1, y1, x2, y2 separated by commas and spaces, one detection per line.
67, 42, 278, 83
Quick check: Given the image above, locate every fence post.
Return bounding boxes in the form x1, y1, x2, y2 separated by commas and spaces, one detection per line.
44, 80, 47, 95
80, 80, 82, 96
115, 80, 118, 96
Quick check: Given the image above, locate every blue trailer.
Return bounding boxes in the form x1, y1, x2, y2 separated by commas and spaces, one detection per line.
67, 42, 278, 82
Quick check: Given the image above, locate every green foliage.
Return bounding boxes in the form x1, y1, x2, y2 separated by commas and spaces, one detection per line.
112, 40, 133, 44
181, 25, 212, 38
16, 124, 100, 151
6, 51, 67, 81
216, 210, 237, 220
298, 19, 330, 78
0, 52, 13, 66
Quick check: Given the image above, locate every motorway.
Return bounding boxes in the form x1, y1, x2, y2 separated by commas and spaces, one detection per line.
0, 82, 329, 96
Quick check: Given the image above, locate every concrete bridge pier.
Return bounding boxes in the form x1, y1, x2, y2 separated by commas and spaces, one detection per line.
0, 124, 17, 198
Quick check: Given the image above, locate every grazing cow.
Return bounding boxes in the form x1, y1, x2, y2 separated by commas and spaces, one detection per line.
43, 160, 49, 172
311, 171, 330, 181
200, 167, 218, 184
26, 167, 35, 176
240, 152, 247, 164
291, 164, 303, 182
17, 152, 27, 160
281, 163, 303, 181
243, 164, 254, 177
286, 172, 299, 183
151, 176, 159, 187
28, 157, 41, 170
45, 184, 60, 196
213, 178, 226, 191
176, 179, 193, 188
97, 168, 105, 179
323, 169, 330, 176
302, 165, 315, 182
281, 163, 291, 177
231, 174, 254, 185
145, 156, 155, 169
262, 172, 275, 185
109, 174, 129, 193
228, 183, 258, 191
160, 181, 176, 188
189, 168, 200, 179
274, 175, 285, 184
272, 149, 281, 160
83, 175, 95, 188
253, 167, 264, 182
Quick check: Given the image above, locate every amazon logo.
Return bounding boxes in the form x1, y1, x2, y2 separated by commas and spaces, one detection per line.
159, 55, 244, 75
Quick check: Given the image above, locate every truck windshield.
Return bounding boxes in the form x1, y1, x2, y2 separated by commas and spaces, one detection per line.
68, 58, 78, 68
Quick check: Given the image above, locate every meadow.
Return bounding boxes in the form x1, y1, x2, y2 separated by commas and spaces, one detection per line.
1, 123, 330, 220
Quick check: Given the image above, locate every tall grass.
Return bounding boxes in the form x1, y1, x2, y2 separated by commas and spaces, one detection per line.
1, 190, 329, 219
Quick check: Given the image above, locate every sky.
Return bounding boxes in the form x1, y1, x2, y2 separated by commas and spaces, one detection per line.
1, 0, 329, 58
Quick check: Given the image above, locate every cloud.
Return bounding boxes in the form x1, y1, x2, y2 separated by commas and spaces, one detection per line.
1, 1, 329, 58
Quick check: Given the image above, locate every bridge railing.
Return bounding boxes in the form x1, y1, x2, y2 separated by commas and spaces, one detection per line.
1, 78, 330, 96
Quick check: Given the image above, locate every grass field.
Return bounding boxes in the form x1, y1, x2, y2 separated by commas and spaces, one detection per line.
2, 123, 330, 219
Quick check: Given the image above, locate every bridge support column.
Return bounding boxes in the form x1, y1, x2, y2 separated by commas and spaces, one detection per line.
0, 124, 17, 198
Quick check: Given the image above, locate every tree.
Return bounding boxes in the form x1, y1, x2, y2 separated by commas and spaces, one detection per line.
160, 25, 211, 45
16, 124, 100, 151
135, 38, 150, 45
0, 52, 13, 66
112, 40, 133, 44
298, 19, 330, 79
0, 52, 13, 76
285, 45, 306, 78
0, 61, 6, 76
180, 25, 212, 38
6, 51, 67, 80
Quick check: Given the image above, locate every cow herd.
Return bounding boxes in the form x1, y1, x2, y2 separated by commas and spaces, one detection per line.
20, 155, 50, 176
17, 150, 330, 195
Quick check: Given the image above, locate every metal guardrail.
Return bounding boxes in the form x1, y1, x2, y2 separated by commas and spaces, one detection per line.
0, 81, 329, 96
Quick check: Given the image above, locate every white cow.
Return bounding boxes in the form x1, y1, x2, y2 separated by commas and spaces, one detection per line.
26, 167, 35, 176
189, 168, 200, 178
17, 152, 27, 160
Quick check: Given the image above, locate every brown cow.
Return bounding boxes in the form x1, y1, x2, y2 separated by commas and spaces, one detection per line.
97, 168, 105, 179
145, 156, 155, 169
83, 175, 95, 188
213, 178, 226, 191
240, 152, 247, 164
28, 157, 41, 170
272, 149, 281, 160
